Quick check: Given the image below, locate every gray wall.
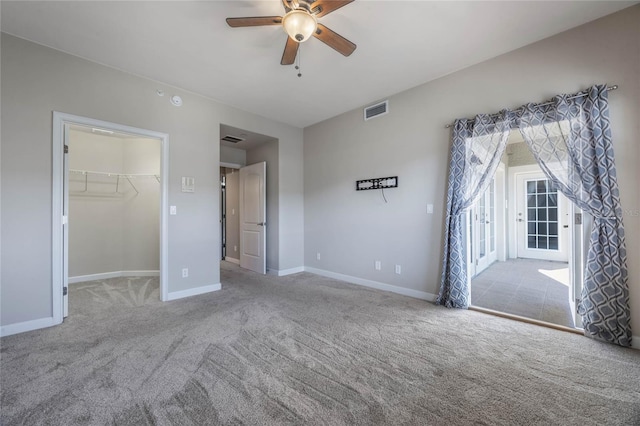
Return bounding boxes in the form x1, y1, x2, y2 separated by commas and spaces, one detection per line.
1, 34, 304, 328
68, 132, 160, 277
507, 142, 537, 167
246, 140, 280, 272
304, 7, 640, 332
277, 135, 304, 272
68, 131, 124, 276
220, 146, 246, 166
122, 137, 161, 272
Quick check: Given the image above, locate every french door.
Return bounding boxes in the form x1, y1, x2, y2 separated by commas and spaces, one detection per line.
516, 173, 569, 262
471, 178, 497, 276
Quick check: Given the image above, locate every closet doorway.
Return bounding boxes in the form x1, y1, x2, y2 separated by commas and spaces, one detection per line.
52, 113, 169, 323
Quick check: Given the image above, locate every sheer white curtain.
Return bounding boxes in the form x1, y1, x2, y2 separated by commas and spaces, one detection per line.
518, 85, 630, 346
437, 112, 511, 308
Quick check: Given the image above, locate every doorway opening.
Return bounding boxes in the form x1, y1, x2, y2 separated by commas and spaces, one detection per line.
219, 124, 277, 275
468, 130, 583, 330
220, 166, 240, 264
52, 112, 169, 324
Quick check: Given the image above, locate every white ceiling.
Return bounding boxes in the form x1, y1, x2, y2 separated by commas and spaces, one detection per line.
2, 1, 635, 128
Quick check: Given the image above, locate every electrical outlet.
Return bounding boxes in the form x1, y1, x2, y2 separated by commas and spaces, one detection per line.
170, 205, 177, 215
234, 245, 237, 252
316, 252, 321, 260
375, 260, 381, 271
427, 204, 434, 214
395, 265, 402, 275
182, 268, 188, 278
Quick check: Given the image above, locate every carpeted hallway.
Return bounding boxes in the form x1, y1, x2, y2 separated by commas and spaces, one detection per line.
471, 259, 574, 328
1, 262, 639, 425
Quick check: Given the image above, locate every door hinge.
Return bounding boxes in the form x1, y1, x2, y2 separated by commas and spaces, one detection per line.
64, 145, 69, 154
475, 259, 479, 266
575, 213, 582, 225
63, 287, 68, 296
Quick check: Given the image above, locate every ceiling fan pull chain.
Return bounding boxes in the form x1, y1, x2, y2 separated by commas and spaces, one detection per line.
295, 44, 302, 78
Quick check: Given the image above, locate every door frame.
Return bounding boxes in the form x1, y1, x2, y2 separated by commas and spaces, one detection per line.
52, 112, 170, 325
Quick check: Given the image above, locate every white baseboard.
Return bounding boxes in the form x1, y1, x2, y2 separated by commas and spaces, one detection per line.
267, 266, 305, 277
0, 316, 60, 338
278, 266, 305, 276
304, 267, 437, 302
224, 257, 239, 265
167, 283, 221, 301
69, 270, 160, 284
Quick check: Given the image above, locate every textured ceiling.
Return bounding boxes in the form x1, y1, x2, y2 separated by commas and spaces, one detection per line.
2, 1, 635, 128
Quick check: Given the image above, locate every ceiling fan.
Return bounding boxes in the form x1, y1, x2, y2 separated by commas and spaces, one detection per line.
226, 0, 356, 65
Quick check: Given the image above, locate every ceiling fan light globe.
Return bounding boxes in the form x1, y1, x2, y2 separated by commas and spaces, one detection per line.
282, 9, 317, 43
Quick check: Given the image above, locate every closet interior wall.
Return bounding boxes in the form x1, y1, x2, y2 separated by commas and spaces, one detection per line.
69, 129, 160, 279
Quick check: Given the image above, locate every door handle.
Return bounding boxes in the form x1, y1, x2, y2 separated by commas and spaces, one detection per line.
563, 225, 569, 228
257, 222, 266, 226
517, 219, 524, 222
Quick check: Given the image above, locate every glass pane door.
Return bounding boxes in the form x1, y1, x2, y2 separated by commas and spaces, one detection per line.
516, 172, 568, 262
526, 179, 559, 251
474, 178, 497, 275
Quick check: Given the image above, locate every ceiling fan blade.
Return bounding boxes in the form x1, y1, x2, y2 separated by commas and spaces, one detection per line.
310, 0, 354, 18
313, 23, 356, 56
226, 16, 283, 27
282, 0, 294, 12
281, 37, 299, 65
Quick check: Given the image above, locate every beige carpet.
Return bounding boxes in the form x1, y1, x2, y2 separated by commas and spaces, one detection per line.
1, 263, 639, 425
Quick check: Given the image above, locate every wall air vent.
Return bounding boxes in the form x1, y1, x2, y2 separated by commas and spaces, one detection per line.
364, 100, 389, 121
221, 135, 245, 143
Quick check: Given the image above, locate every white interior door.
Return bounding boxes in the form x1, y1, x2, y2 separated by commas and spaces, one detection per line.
239, 162, 266, 274
63, 124, 70, 317
516, 172, 569, 262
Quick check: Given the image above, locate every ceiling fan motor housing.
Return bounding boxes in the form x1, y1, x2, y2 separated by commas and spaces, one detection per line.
282, 9, 317, 43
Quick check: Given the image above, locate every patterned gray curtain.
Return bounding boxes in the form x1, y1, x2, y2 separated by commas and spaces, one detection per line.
518, 85, 631, 347
437, 113, 511, 308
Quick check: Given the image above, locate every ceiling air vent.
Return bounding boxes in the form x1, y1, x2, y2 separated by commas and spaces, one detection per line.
364, 100, 389, 121
221, 135, 245, 143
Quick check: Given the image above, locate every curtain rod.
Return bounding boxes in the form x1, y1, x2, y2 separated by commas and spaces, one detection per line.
444, 85, 618, 128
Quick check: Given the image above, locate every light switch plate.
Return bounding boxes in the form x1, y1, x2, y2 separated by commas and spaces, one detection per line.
170, 205, 177, 215
182, 176, 195, 193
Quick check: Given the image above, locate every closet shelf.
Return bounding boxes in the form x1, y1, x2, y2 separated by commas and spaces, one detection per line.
69, 169, 160, 195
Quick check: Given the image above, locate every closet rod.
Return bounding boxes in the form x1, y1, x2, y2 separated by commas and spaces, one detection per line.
69, 169, 160, 179
69, 169, 160, 195
443, 84, 618, 128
